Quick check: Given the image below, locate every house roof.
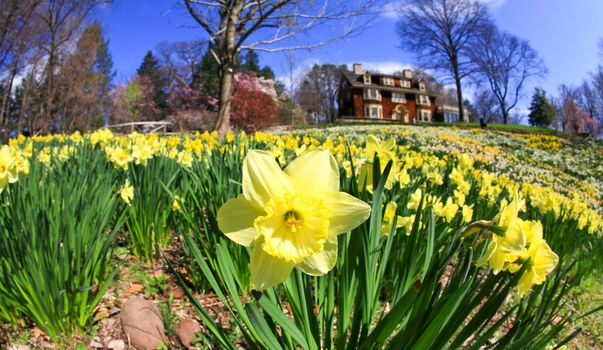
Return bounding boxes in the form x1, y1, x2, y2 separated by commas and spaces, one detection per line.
340, 70, 438, 97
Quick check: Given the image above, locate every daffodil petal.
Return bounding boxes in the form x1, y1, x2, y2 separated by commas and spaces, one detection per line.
382, 137, 396, 151
243, 150, 294, 210
217, 195, 263, 246
517, 269, 535, 296
296, 236, 338, 276
324, 192, 371, 236
532, 242, 558, 284
250, 244, 295, 291
284, 149, 339, 193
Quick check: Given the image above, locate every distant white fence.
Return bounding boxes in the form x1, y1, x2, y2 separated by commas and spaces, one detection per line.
107, 121, 172, 133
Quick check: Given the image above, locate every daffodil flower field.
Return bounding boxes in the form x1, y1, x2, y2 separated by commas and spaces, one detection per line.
0, 125, 601, 349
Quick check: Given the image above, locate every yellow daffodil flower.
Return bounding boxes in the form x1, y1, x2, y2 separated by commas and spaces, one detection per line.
0, 145, 19, 192
407, 188, 422, 211
381, 201, 404, 236
399, 215, 416, 235
108, 147, 132, 170
462, 204, 473, 224
398, 169, 410, 187
120, 179, 134, 205
513, 220, 559, 295
131, 140, 153, 166
172, 195, 183, 212
477, 196, 527, 274
217, 149, 371, 291
177, 151, 194, 168
441, 198, 459, 223
358, 135, 397, 191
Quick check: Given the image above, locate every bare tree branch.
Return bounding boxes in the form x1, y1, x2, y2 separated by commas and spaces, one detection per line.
184, 0, 384, 133
470, 24, 547, 124
397, 0, 492, 122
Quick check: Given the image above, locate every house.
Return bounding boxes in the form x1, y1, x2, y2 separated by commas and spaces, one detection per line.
338, 64, 437, 122
437, 105, 470, 123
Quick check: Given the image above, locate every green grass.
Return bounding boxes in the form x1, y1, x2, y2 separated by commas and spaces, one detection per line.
294, 120, 564, 136
443, 122, 560, 134
564, 271, 603, 349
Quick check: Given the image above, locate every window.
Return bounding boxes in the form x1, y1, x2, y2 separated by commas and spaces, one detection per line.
392, 92, 406, 103
363, 88, 381, 101
419, 82, 426, 91
417, 95, 430, 105
448, 112, 460, 122
383, 77, 394, 86
364, 104, 382, 118
363, 74, 371, 84
400, 80, 411, 88
418, 109, 432, 122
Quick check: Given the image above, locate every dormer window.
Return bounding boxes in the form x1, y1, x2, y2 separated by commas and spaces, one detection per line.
363, 88, 381, 101
419, 82, 426, 91
383, 77, 394, 86
400, 80, 411, 88
363, 73, 371, 84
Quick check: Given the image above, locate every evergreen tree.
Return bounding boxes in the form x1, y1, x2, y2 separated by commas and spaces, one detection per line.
137, 51, 168, 118
193, 44, 221, 97
259, 66, 275, 80
528, 88, 555, 127
241, 50, 261, 74
90, 21, 114, 126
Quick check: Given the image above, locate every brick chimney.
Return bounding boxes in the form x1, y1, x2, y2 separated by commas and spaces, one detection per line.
353, 63, 364, 75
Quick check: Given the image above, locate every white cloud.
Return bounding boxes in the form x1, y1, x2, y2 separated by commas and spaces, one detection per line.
351, 61, 414, 74
479, 0, 507, 10
381, 1, 405, 20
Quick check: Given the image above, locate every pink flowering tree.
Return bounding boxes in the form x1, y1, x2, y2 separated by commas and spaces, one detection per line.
230, 72, 279, 132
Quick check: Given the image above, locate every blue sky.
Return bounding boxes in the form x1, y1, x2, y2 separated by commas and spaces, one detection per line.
98, 0, 603, 109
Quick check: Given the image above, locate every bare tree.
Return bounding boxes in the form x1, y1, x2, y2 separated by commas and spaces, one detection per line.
589, 65, 603, 132
56, 21, 113, 132
0, 0, 42, 128
156, 39, 207, 87
473, 86, 499, 123
470, 25, 546, 124
397, 0, 491, 123
296, 63, 342, 123
0, 0, 40, 69
576, 80, 598, 120
183, 0, 383, 134
35, 0, 108, 131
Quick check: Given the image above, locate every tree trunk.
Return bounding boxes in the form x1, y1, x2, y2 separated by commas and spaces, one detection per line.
451, 58, 465, 123
454, 74, 465, 123
46, 47, 56, 132
212, 0, 242, 136
215, 67, 234, 136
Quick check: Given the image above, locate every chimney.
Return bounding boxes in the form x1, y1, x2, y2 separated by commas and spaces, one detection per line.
353, 63, 364, 75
